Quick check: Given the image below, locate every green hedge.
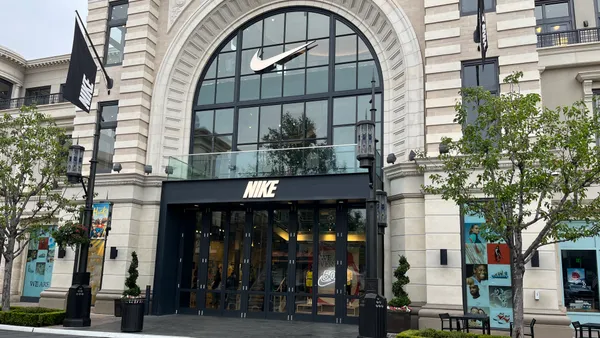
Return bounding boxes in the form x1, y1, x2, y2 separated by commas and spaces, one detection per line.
397, 329, 506, 338
0, 307, 66, 327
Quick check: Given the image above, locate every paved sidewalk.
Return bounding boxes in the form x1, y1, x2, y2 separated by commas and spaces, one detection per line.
80, 315, 359, 337
0, 314, 362, 338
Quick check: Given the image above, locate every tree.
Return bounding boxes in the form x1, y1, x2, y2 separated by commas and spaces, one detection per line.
0, 105, 75, 310
123, 251, 141, 297
419, 72, 600, 338
389, 255, 411, 308
238, 112, 344, 176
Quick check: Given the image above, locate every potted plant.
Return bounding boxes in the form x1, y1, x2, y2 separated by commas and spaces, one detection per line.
121, 251, 144, 332
387, 255, 412, 333
52, 222, 89, 249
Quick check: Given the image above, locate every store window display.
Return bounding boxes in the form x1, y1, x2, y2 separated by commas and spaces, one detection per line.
561, 250, 599, 312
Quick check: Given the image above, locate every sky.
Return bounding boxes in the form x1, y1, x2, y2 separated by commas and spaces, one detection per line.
0, 0, 88, 60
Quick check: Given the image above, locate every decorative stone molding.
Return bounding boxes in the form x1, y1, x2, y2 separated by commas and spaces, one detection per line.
576, 71, 600, 114
0, 45, 26, 67
168, 0, 196, 32
148, 0, 425, 174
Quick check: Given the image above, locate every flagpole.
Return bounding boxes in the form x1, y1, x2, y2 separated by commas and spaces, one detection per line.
75, 10, 113, 91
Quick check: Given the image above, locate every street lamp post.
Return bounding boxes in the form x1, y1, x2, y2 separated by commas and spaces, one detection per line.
63, 108, 102, 327
356, 76, 387, 338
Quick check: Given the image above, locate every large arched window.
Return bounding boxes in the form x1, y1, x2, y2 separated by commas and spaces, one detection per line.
191, 8, 383, 157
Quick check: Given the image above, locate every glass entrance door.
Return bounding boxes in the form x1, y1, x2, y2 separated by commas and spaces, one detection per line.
175, 204, 363, 323
268, 209, 292, 319
222, 211, 245, 316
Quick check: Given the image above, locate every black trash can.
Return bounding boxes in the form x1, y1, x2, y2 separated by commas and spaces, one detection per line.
121, 299, 145, 332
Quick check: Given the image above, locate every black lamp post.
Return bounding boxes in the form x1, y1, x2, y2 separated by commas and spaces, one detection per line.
63, 108, 102, 327
356, 76, 387, 338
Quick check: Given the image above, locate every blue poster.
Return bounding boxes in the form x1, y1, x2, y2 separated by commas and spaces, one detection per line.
22, 229, 55, 298
463, 209, 513, 330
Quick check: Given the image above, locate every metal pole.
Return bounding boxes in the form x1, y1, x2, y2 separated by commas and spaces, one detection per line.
359, 74, 386, 338
63, 107, 101, 327
79, 108, 101, 273
366, 74, 379, 286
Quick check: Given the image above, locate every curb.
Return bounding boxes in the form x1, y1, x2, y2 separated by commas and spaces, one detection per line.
0, 324, 193, 338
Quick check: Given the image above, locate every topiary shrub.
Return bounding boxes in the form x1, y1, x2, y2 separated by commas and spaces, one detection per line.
122, 251, 142, 300
389, 255, 411, 308
0, 307, 66, 327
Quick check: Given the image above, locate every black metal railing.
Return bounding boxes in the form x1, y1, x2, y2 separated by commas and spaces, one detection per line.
537, 27, 600, 48
0, 93, 67, 111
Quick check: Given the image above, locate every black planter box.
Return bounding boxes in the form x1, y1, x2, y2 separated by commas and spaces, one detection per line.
114, 298, 122, 317
121, 300, 145, 332
387, 311, 411, 333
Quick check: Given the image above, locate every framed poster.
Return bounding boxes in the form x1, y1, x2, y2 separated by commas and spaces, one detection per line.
463, 210, 513, 330
22, 228, 56, 300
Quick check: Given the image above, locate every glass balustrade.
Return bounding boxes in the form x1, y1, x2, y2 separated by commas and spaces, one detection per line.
167, 144, 369, 181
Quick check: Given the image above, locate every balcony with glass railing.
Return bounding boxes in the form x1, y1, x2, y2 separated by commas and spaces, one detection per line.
0, 93, 67, 111
166, 144, 382, 181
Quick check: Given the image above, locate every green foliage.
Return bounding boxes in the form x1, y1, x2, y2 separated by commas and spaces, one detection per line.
0, 106, 77, 233
51, 222, 89, 248
123, 251, 141, 297
397, 329, 505, 338
0, 307, 66, 327
0, 105, 78, 310
389, 255, 411, 307
420, 72, 600, 257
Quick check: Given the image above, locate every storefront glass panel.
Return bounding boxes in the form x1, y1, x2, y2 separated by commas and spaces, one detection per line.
316, 208, 336, 316
562, 250, 599, 312
346, 208, 366, 316
192, 9, 383, 163
206, 212, 226, 310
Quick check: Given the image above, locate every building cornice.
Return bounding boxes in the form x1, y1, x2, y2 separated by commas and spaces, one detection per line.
0, 45, 26, 67
384, 162, 423, 180
26, 54, 70, 69
0, 45, 70, 69
576, 70, 600, 83
388, 192, 424, 201
538, 42, 600, 70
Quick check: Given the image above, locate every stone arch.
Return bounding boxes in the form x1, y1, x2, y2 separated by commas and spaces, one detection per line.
147, 0, 424, 172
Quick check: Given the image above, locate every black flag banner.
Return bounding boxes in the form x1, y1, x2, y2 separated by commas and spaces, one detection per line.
478, 0, 489, 67
63, 19, 97, 113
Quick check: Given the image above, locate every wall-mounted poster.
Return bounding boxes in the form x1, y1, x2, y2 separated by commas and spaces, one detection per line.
87, 202, 113, 305
463, 210, 513, 330
22, 228, 56, 299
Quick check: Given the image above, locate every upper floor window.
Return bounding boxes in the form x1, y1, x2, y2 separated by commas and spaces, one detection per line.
97, 102, 119, 173
0, 78, 12, 110
24, 86, 51, 106
104, 1, 128, 66
535, 1, 572, 34
461, 0, 495, 16
192, 9, 383, 158
461, 58, 499, 127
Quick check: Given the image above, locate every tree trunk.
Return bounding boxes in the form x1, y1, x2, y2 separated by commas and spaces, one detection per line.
512, 261, 525, 338
1, 238, 15, 311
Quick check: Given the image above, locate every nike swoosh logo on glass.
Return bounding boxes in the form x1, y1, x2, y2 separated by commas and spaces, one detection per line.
250, 41, 317, 72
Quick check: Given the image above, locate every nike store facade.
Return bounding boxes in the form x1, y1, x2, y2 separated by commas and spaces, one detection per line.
34, 0, 578, 336
152, 8, 384, 323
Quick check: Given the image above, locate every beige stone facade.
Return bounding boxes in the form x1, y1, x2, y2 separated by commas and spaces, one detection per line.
0, 0, 599, 336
